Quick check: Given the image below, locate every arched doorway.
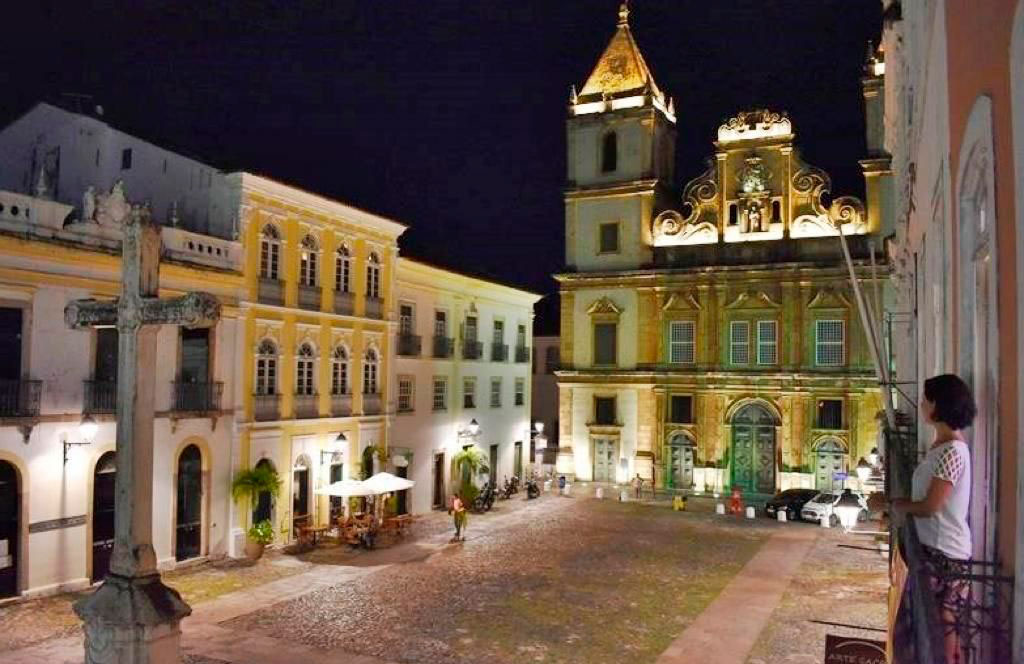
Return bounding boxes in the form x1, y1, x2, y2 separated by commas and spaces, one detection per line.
730, 403, 776, 494
666, 432, 695, 490
813, 438, 848, 491
292, 456, 310, 534
252, 458, 274, 526
0, 461, 19, 598
92, 452, 116, 582
175, 445, 203, 561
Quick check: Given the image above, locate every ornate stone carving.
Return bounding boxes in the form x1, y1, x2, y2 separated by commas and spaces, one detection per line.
92, 180, 130, 226
717, 109, 792, 143
652, 210, 717, 246
738, 155, 770, 194
586, 296, 622, 316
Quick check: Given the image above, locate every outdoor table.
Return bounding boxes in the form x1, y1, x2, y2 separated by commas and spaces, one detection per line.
300, 524, 329, 546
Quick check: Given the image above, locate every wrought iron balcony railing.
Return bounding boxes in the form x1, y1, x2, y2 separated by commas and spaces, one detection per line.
362, 393, 382, 415
258, 278, 284, 306
293, 393, 319, 419
432, 336, 454, 359
515, 345, 530, 363
172, 381, 223, 413
252, 394, 280, 422
331, 393, 352, 417
396, 333, 421, 357
297, 284, 321, 311
491, 343, 508, 362
462, 340, 483, 360
334, 291, 354, 316
365, 296, 384, 320
84, 380, 117, 414
0, 379, 41, 418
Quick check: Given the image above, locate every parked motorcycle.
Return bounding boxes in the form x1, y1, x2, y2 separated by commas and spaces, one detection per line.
525, 476, 540, 499
473, 481, 497, 512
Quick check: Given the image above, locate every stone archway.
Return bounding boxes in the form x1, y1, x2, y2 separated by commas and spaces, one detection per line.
729, 403, 777, 495
91, 451, 117, 583
252, 458, 275, 526
174, 444, 203, 562
812, 437, 848, 491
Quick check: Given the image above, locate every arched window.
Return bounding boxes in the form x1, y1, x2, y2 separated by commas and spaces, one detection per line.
331, 346, 349, 395
366, 252, 381, 299
299, 234, 318, 287
601, 131, 617, 173
363, 347, 379, 395
295, 342, 316, 396
256, 339, 277, 396
335, 245, 351, 293
260, 225, 281, 280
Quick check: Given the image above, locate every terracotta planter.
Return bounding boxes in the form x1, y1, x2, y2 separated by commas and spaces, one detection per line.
245, 538, 266, 560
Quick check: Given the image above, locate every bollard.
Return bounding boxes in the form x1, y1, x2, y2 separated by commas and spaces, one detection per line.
620, 489, 629, 502
776, 510, 787, 523
715, 503, 726, 515
595, 487, 604, 500
820, 513, 830, 528
745, 506, 755, 519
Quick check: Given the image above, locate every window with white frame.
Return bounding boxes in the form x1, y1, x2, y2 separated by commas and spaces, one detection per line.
514, 377, 525, 406
335, 245, 351, 293
362, 348, 379, 394
331, 346, 348, 395
669, 320, 695, 364
366, 252, 381, 299
255, 339, 277, 395
492, 320, 504, 344
434, 310, 448, 337
432, 376, 447, 411
730, 321, 750, 365
815, 320, 845, 366
299, 234, 318, 287
463, 376, 476, 408
490, 377, 502, 408
398, 375, 414, 412
399, 304, 414, 334
295, 343, 316, 395
757, 320, 778, 365
259, 225, 281, 280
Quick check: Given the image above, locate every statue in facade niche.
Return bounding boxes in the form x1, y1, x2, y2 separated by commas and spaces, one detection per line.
82, 186, 96, 222
92, 180, 130, 226
738, 156, 770, 194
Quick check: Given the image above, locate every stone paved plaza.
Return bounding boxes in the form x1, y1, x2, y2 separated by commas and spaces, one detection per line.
0, 492, 887, 664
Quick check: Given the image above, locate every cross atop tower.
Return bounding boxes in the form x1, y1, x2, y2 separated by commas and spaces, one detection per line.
618, 1, 630, 27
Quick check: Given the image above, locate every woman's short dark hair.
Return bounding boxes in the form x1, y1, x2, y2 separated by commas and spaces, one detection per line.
924, 374, 977, 430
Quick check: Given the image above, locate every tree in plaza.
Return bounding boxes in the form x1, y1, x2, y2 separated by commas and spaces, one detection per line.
451, 447, 489, 505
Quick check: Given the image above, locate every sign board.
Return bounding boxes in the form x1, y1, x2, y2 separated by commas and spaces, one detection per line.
824, 634, 885, 664
832, 472, 848, 481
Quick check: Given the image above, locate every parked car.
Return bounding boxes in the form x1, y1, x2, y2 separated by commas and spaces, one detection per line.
764, 488, 819, 522
801, 490, 870, 527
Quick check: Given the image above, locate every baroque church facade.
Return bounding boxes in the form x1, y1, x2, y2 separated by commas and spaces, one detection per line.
555, 5, 890, 496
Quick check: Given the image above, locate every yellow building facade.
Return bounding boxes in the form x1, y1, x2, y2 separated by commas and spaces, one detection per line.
556, 8, 888, 497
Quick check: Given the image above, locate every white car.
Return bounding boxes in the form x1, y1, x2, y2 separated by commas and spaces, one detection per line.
800, 490, 869, 527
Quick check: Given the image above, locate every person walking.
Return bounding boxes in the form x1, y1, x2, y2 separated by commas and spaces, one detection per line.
449, 493, 467, 542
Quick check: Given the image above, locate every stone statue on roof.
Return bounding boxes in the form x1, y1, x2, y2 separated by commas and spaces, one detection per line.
93, 179, 130, 226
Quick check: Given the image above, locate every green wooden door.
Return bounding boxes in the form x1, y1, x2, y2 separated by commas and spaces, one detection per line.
668, 436, 695, 489
593, 439, 616, 482
730, 405, 776, 494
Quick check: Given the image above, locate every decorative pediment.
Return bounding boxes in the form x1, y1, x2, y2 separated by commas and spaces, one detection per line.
807, 288, 851, 310
652, 209, 718, 247
586, 296, 622, 317
661, 291, 701, 312
724, 290, 781, 310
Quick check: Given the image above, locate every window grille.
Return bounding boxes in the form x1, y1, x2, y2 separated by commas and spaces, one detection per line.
463, 377, 476, 409
490, 377, 502, 408
335, 246, 351, 292
757, 320, 778, 365
514, 378, 525, 406
331, 347, 348, 395
669, 321, 695, 364
815, 320, 845, 366
730, 321, 749, 365
432, 377, 446, 411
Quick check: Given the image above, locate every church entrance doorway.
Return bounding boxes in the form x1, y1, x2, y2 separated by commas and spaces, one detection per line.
667, 433, 695, 490
593, 438, 617, 482
730, 404, 776, 494
92, 451, 116, 582
0, 460, 19, 598
814, 438, 847, 491
175, 444, 202, 561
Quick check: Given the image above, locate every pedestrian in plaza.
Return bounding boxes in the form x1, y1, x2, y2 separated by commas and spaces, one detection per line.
449, 493, 467, 542
633, 473, 644, 500
873, 374, 976, 664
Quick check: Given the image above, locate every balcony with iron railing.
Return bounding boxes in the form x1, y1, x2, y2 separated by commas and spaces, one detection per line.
365, 296, 384, 320
433, 336, 454, 359
462, 339, 483, 360
84, 380, 117, 414
491, 343, 508, 362
297, 284, 321, 312
293, 393, 319, 419
0, 379, 41, 418
334, 291, 354, 316
362, 393, 382, 415
258, 278, 284, 306
172, 381, 223, 413
331, 393, 352, 417
515, 345, 530, 363
252, 394, 280, 422
397, 333, 421, 357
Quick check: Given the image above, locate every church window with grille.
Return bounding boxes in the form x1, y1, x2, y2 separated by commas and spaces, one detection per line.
815, 320, 845, 366
669, 321, 695, 364
730, 321, 750, 365
757, 320, 777, 365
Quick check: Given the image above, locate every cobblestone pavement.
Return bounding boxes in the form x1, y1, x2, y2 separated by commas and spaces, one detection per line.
745, 524, 889, 663
225, 495, 774, 663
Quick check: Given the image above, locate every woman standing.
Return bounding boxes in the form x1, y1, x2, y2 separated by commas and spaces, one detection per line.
449, 493, 467, 542
884, 374, 976, 664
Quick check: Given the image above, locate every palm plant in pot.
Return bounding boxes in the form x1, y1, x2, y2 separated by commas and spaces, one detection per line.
232, 464, 282, 560
451, 446, 489, 507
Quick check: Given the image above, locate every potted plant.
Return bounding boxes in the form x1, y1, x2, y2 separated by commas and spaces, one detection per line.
451, 446, 488, 507
231, 464, 282, 560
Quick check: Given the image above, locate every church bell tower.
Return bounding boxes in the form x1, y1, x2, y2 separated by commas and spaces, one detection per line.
565, 2, 677, 272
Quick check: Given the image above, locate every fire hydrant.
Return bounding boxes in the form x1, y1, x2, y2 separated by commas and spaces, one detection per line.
672, 494, 687, 512
729, 487, 744, 516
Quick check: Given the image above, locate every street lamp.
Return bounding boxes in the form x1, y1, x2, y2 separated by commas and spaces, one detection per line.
63, 414, 97, 465
834, 489, 863, 533
468, 418, 480, 436
457, 419, 481, 448
855, 457, 872, 484
868, 447, 879, 467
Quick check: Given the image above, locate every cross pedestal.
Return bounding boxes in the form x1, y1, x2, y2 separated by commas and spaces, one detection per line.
66, 207, 220, 664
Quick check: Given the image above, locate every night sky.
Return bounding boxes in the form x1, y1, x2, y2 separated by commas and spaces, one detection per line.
1, 1, 880, 333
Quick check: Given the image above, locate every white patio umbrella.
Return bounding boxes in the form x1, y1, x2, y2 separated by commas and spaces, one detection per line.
363, 472, 415, 494
315, 479, 375, 520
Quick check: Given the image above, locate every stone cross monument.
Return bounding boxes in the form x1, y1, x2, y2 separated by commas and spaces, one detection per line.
66, 206, 220, 663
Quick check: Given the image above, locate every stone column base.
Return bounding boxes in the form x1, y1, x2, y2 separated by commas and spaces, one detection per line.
74, 572, 192, 664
